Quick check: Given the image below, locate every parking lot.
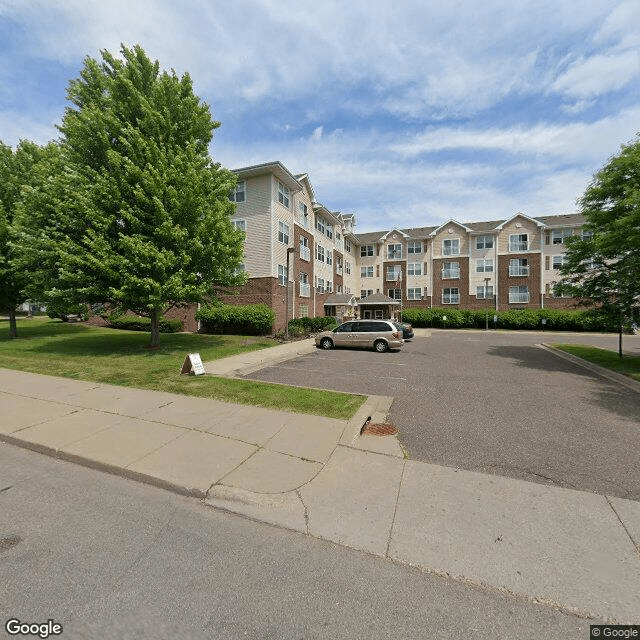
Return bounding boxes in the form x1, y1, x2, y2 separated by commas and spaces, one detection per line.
246, 331, 640, 501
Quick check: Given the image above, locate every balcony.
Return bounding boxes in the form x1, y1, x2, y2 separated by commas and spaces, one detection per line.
299, 283, 310, 297
299, 245, 311, 261
509, 291, 530, 303
441, 268, 460, 279
336, 265, 343, 276
509, 241, 528, 252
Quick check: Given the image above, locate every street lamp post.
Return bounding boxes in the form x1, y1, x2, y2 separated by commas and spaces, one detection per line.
285, 247, 295, 339
484, 277, 490, 331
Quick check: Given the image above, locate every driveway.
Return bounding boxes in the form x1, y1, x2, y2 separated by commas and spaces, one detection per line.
245, 331, 640, 501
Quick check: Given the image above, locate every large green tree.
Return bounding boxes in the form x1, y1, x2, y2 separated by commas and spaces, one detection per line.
17, 44, 245, 346
557, 133, 640, 357
0, 140, 49, 338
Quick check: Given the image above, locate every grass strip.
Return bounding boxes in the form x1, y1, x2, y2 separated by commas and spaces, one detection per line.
0, 318, 365, 419
553, 343, 640, 382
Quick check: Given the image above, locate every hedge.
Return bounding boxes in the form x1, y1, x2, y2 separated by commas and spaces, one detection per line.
400, 307, 619, 332
288, 316, 338, 334
106, 315, 183, 333
196, 303, 275, 335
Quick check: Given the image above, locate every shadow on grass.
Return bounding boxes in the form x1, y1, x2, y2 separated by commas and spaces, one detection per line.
487, 344, 640, 424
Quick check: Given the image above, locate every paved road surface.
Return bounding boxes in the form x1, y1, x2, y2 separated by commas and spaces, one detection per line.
0, 443, 595, 639
247, 331, 640, 500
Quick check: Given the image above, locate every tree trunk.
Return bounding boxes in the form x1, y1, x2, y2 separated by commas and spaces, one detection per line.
8, 308, 18, 339
150, 309, 160, 348
618, 309, 623, 360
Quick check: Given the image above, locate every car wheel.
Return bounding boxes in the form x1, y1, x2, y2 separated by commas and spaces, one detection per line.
320, 337, 334, 350
374, 339, 388, 353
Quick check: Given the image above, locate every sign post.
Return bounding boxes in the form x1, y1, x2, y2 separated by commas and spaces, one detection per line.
180, 353, 206, 376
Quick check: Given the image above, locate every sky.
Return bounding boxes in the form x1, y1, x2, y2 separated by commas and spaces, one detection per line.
1, 0, 640, 233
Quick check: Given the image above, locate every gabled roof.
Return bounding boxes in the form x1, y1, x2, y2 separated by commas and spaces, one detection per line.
313, 203, 344, 226
357, 293, 401, 306
380, 228, 411, 241
429, 219, 474, 237
294, 173, 316, 203
495, 212, 546, 230
233, 161, 301, 193
534, 213, 585, 227
324, 294, 357, 306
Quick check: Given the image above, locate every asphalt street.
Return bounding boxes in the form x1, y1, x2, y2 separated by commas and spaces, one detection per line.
0, 443, 596, 640
246, 331, 640, 500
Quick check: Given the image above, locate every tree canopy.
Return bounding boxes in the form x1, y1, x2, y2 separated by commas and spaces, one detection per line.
16, 44, 245, 346
557, 133, 640, 356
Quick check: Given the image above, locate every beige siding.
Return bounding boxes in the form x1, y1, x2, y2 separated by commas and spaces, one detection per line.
233, 174, 273, 278
431, 223, 469, 258
498, 218, 542, 254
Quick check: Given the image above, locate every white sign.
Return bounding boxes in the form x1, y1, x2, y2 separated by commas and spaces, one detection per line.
494, 315, 498, 323
180, 353, 206, 376
442, 315, 447, 321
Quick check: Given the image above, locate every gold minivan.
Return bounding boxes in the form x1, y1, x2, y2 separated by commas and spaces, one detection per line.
315, 320, 404, 353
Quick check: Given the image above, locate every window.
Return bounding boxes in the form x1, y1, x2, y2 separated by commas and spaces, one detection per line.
326, 280, 333, 293
326, 225, 333, 240
345, 239, 352, 253
387, 265, 402, 281
326, 250, 332, 266
582, 230, 593, 241
388, 289, 402, 300
278, 221, 289, 244
476, 285, 494, 299
316, 216, 325, 234
299, 273, 310, 297
552, 228, 573, 244
443, 288, 459, 304
298, 202, 309, 227
361, 266, 374, 278
232, 219, 246, 232
278, 181, 290, 208
408, 241, 422, 254
360, 289, 373, 298
360, 245, 374, 257
408, 263, 422, 276
509, 286, 529, 303
509, 258, 529, 276
552, 255, 566, 269
230, 181, 246, 203
234, 263, 245, 275
509, 233, 528, 252
476, 235, 493, 249
345, 261, 351, 275
316, 244, 325, 262
278, 264, 287, 286
299, 304, 309, 318
443, 239, 460, 256
299, 235, 310, 261
476, 259, 493, 273
408, 287, 422, 300
442, 261, 459, 279
315, 276, 325, 292
388, 243, 402, 259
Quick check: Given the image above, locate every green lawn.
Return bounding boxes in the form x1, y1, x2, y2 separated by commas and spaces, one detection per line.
553, 343, 640, 382
0, 318, 365, 419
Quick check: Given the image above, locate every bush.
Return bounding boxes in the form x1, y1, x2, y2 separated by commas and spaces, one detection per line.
106, 315, 183, 333
46, 300, 89, 322
196, 303, 275, 335
288, 316, 338, 333
401, 306, 619, 332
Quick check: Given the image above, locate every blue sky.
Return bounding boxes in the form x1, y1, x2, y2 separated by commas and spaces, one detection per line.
1, 0, 639, 232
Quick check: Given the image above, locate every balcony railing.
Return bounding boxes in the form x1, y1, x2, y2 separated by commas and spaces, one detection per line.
299, 283, 310, 297
336, 266, 343, 276
442, 268, 460, 279
509, 241, 528, 252
299, 245, 311, 261
509, 265, 529, 276
442, 293, 460, 304
509, 292, 530, 303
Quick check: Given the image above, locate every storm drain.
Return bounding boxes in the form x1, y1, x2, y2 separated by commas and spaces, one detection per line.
361, 422, 398, 436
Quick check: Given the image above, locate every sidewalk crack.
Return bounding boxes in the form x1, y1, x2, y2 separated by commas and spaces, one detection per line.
296, 489, 309, 534
605, 495, 639, 554
385, 459, 407, 558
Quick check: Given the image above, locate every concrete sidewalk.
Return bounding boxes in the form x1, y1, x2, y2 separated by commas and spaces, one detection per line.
1, 341, 639, 623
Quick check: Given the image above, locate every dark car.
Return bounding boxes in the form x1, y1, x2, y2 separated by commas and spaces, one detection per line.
390, 321, 414, 340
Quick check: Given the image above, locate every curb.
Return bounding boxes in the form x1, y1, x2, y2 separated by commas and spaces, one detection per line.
539, 344, 640, 394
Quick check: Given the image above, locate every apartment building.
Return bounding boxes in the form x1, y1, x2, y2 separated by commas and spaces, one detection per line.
223, 161, 585, 330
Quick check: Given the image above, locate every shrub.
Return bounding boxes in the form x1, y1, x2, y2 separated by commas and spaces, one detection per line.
196, 303, 275, 335
288, 316, 337, 334
46, 300, 89, 322
107, 315, 183, 333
